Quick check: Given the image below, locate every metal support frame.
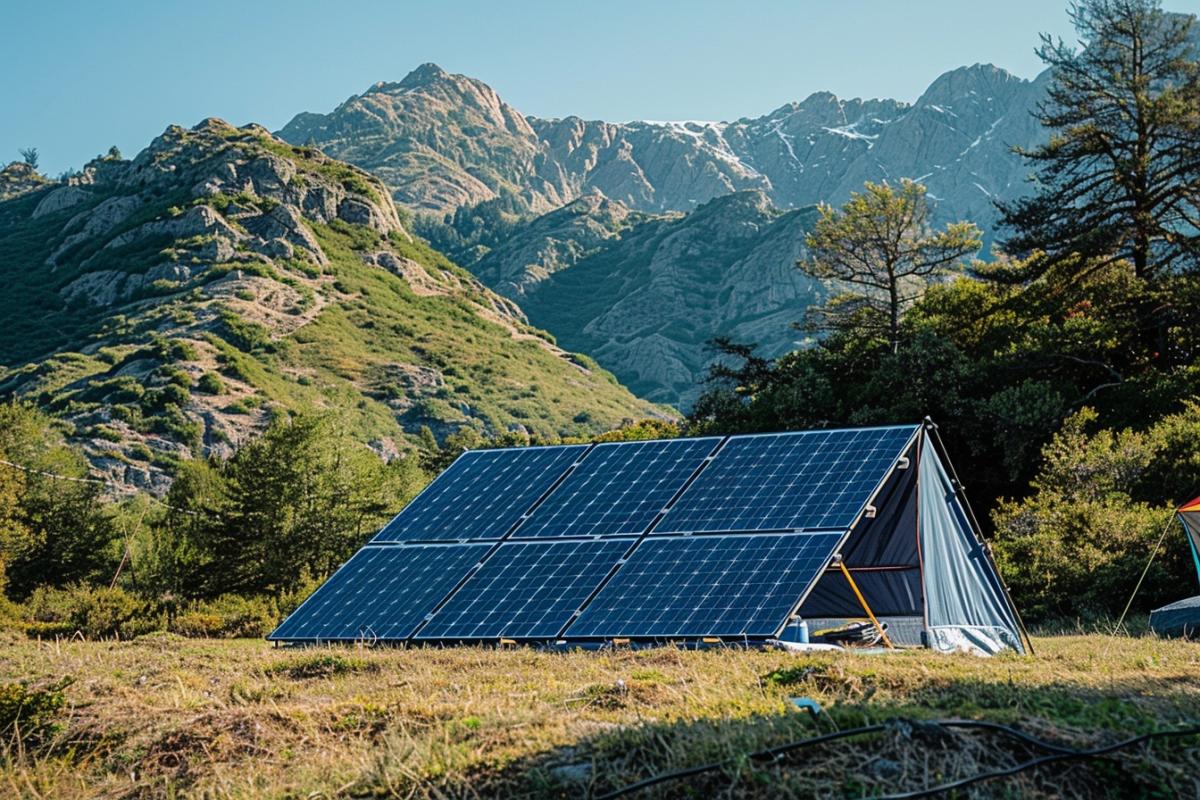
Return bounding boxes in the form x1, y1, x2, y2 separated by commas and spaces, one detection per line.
833, 554, 894, 649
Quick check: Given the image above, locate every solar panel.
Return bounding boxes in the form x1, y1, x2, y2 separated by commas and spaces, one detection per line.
269, 544, 488, 641
373, 445, 586, 542
566, 533, 844, 638
416, 539, 630, 640
514, 437, 720, 538
655, 426, 916, 534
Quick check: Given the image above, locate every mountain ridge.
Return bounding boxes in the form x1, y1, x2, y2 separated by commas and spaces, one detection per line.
0, 119, 663, 491
279, 61, 1047, 232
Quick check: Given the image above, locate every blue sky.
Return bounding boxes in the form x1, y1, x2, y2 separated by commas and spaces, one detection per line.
6, 0, 1200, 176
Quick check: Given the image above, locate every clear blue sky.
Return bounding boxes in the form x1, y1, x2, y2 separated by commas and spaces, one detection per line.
6, 0, 1200, 176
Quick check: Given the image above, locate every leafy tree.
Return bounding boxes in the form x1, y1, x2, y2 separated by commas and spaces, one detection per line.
991, 406, 1197, 620
690, 251, 1197, 521
799, 179, 981, 352
165, 413, 424, 597
18, 148, 38, 169
0, 404, 118, 598
998, 0, 1200, 280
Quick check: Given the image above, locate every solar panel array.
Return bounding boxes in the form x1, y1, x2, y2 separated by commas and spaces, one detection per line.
271, 425, 919, 644
656, 427, 917, 534
568, 533, 845, 638
514, 437, 720, 538
416, 540, 630, 640
373, 445, 584, 542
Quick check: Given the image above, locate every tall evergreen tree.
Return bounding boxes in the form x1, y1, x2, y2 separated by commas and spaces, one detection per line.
998, 0, 1200, 280
799, 179, 981, 353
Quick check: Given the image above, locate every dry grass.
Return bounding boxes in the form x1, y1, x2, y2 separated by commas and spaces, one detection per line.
0, 632, 1198, 798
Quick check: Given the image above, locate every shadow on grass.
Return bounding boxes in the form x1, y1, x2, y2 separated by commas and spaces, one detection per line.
359, 669, 1200, 799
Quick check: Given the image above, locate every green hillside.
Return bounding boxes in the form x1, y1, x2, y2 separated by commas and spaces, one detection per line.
0, 120, 664, 491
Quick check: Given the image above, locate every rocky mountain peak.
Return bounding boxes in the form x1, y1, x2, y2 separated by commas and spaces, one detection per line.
399, 62, 450, 87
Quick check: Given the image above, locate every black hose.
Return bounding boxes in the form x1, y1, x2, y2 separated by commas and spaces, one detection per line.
594, 718, 1200, 799
876, 726, 1200, 800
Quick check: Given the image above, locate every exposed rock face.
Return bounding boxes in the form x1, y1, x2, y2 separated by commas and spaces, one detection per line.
0, 162, 51, 201
278, 64, 571, 213
484, 191, 826, 407
280, 62, 1046, 233
0, 118, 661, 493
472, 193, 649, 297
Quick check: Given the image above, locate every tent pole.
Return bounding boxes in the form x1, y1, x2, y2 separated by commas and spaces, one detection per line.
834, 557, 894, 649
926, 420, 1036, 656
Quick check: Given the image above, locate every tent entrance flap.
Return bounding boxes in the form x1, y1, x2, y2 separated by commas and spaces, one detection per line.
918, 437, 1023, 655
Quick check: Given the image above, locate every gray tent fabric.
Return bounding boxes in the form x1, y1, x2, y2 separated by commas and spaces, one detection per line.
1150, 595, 1200, 638
918, 437, 1024, 655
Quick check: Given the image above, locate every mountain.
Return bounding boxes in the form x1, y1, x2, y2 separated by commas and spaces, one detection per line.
0, 120, 662, 492
480, 191, 826, 407
277, 64, 572, 214
279, 62, 1046, 232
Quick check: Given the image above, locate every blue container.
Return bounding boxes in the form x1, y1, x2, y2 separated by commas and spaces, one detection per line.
780, 619, 809, 643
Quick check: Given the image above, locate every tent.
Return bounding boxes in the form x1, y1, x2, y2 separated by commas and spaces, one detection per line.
271, 420, 1030, 655
1148, 497, 1200, 638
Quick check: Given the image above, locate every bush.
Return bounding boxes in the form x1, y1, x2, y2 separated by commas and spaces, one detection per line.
24, 585, 161, 640
0, 678, 71, 752
265, 653, 376, 680
219, 310, 272, 352
992, 407, 1197, 621
196, 372, 224, 395
171, 594, 277, 638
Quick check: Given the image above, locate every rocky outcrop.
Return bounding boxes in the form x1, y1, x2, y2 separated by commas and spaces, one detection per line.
0, 162, 50, 201
278, 64, 571, 214
472, 193, 650, 297
486, 191, 826, 407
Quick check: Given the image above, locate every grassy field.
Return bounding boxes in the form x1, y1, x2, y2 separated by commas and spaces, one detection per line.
1, 632, 1198, 799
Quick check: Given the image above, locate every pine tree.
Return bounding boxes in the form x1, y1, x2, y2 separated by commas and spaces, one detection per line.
798, 179, 981, 353
998, 0, 1200, 280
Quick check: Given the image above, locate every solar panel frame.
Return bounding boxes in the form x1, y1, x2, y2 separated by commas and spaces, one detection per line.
654, 425, 918, 536
414, 539, 634, 640
564, 532, 846, 640
268, 543, 491, 642
371, 444, 588, 543
511, 437, 723, 539
276, 424, 925, 646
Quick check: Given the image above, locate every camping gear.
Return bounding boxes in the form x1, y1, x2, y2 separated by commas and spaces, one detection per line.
1148, 497, 1200, 639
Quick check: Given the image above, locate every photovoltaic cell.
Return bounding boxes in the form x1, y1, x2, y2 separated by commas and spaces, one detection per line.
416, 539, 630, 639
514, 437, 720, 538
373, 445, 586, 542
269, 544, 488, 641
655, 426, 916, 534
566, 533, 844, 638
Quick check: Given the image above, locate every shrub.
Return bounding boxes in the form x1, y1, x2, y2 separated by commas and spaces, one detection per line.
992, 407, 1196, 621
171, 594, 277, 639
128, 442, 154, 462
196, 372, 224, 395
0, 678, 71, 752
218, 310, 272, 352
265, 653, 376, 680
24, 585, 160, 640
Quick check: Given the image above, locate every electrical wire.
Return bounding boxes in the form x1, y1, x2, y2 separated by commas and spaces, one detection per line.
877, 725, 1200, 800
0, 457, 201, 516
595, 718, 1200, 799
